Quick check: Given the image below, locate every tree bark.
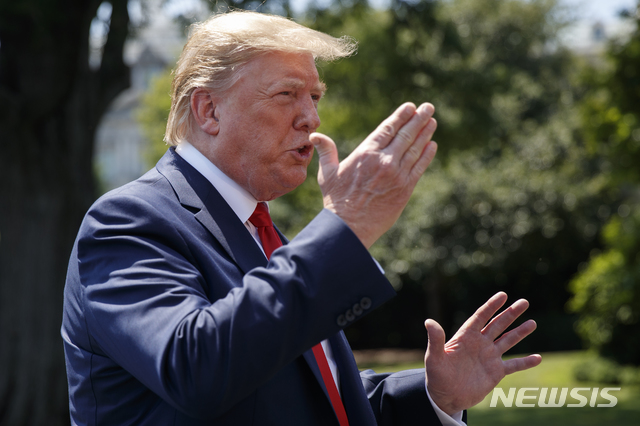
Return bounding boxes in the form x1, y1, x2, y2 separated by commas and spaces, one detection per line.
0, 0, 130, 424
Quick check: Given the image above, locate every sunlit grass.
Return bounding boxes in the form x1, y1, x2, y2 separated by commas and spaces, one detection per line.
357, 351, 640, 425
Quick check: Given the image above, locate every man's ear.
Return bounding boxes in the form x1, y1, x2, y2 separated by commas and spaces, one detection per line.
190, 88, 220, 136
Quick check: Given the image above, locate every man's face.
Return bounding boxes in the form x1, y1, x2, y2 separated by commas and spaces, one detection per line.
209, 51, 325, 201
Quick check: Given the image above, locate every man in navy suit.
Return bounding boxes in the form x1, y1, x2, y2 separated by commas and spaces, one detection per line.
62, 11, 541, 425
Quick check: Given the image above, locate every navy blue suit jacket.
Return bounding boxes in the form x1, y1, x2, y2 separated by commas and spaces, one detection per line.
62, 148, 443, 425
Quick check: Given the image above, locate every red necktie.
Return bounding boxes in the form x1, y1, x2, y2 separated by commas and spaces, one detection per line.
248, 202, 350, 426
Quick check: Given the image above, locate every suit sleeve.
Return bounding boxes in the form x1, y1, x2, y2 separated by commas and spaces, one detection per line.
360, 368, 468, 425
72, 191, 396, 420
361, 369, 443, 425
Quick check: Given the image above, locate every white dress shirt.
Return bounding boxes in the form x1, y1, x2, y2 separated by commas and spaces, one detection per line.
174, 141, 464, 425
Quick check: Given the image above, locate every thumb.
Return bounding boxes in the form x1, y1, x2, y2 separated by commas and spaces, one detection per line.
310, 132, 339, 185
424, 319, 446, 363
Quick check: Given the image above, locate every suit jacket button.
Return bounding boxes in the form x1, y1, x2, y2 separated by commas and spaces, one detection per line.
360, 297, 372, 310
337, 315, 348, 327
352, 303, 363, 316
345, 309, 355, 322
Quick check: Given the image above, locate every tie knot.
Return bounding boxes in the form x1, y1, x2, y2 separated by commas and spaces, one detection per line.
249, 202, 273, 228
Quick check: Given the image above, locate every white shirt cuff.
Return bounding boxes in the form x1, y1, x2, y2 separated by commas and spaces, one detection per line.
372, 257, 385, 274
426, 387, 466, 426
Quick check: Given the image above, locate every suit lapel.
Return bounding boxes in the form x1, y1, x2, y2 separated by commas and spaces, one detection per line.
303, 333, 377, 426
302, 349, 324, 389
157, 148, 267, 273
198, 189, 267, 273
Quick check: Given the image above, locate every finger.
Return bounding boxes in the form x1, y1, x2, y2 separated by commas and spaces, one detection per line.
504, 354, 542, 375
383, 102, 435, 157
463, 292, 508, 331
482, 299, 530, 341
495, 319, 537, 354
400, 118, 437, 172
409, 140, 438, 182
310, 132, 339, 186
424, 319, 446, 364
367, 102, 417, 150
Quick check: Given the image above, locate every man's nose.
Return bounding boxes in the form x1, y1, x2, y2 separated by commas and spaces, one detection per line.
294, 96, 321, 132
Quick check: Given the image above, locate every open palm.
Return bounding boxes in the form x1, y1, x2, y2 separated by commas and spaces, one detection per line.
424, 292, 542, 415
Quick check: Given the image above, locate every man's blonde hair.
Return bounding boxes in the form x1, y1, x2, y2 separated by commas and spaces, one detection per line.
164, 11, 357, 146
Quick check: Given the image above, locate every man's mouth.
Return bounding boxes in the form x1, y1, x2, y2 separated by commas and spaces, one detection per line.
295, 144, 313, 156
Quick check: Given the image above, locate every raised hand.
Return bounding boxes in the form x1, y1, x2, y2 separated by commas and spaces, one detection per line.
424, 292, 542, 415
309, 102, 437, 248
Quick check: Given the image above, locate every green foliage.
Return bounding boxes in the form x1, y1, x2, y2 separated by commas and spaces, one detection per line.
310, 0, 573, 156
274, 0, 583, 237
574, 352, 640, 385
137, 69, 173, 168
568, 5, 640, 367
579, 11, 640, 184
356, 103, 613, 350
569, 205, 640, 365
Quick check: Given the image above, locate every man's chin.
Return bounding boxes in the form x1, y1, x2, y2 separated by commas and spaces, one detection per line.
284, 174, 308, 192
257, 172, 308, 201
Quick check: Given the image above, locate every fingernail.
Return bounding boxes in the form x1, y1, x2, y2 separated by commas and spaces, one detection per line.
419, 103, 435, 116
427, 141, 438, 155
401, 102, 417, 117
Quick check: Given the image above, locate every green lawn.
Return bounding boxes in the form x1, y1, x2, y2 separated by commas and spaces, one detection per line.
358, 351, 640, 425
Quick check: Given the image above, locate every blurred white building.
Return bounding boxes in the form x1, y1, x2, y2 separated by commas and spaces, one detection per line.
562, 16, 636, 59
94, 0, 198, 191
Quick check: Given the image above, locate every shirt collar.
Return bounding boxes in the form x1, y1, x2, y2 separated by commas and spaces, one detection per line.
175, 140, 259, 224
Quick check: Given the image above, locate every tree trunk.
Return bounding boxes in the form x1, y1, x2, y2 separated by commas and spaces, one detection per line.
0, 0, 130, 423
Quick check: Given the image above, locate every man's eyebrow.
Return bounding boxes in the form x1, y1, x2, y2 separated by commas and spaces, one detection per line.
315, 81, 327, 95
275, 78, 306, 89
272, 78, 327, 95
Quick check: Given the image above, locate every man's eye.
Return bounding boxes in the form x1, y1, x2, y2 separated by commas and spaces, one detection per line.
279, 91, 291, 96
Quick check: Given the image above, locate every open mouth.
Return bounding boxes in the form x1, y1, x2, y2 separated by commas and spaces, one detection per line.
296, 144, 313, 156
